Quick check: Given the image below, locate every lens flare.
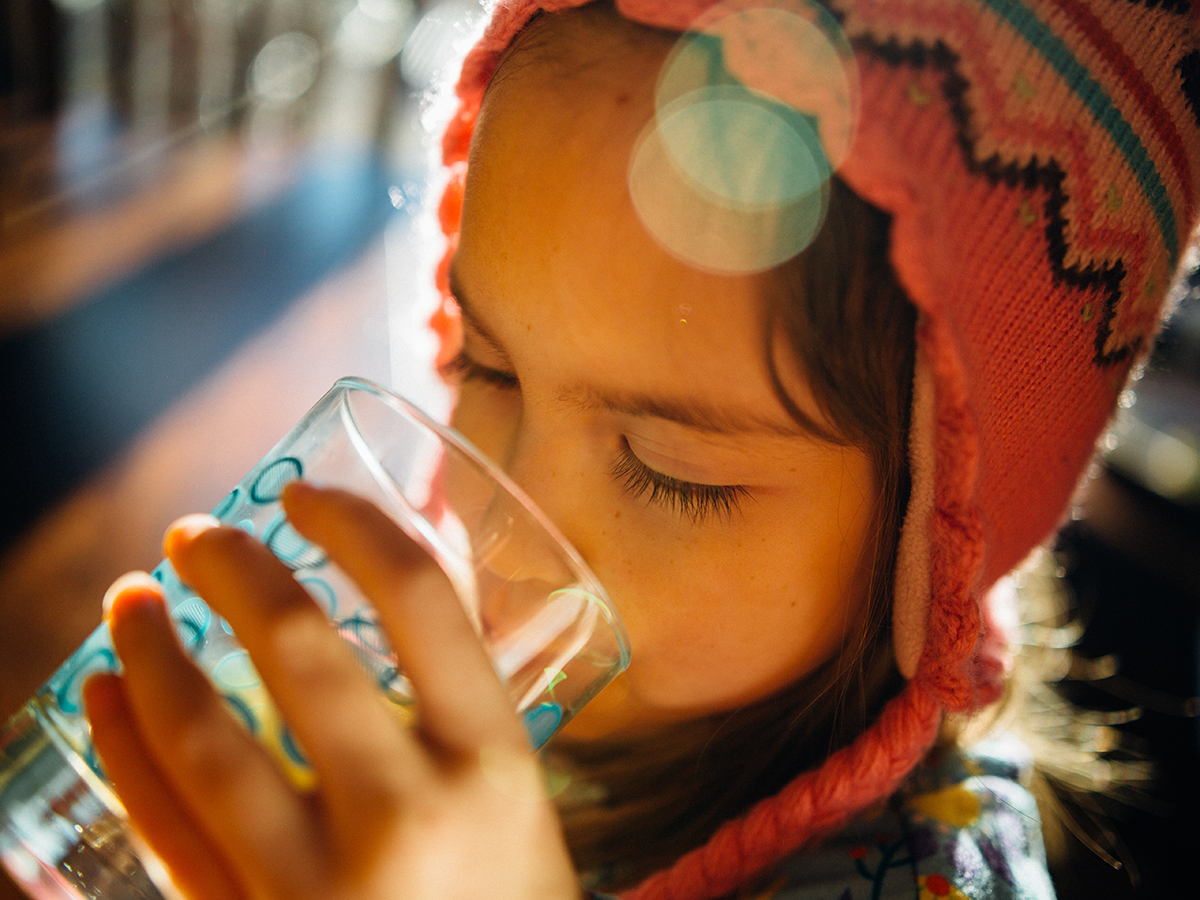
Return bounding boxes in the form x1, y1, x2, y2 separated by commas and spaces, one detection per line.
628, 0, 858, 274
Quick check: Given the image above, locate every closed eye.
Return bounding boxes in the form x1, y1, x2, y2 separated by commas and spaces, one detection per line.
611, 441, 750, 524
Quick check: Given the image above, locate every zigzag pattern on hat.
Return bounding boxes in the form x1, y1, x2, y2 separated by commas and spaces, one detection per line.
839, 0, 1200, 368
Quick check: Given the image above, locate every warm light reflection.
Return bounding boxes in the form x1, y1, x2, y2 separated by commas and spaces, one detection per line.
335, 0, 417, 69
250, 32, 321, 106
400, 0, 486, 88
49, 0, 106, 13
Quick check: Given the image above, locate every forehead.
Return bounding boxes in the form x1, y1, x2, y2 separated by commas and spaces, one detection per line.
465, 31, 770, 362
455, 8, 843, 438
474, 9, 672, 187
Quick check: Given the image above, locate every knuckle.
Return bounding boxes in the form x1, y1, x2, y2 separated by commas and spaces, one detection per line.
204, 525, 263, 558
155, 695, 246, 786
267, 610, 347, 685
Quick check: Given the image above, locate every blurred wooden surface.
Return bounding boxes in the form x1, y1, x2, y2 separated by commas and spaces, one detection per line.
0, 139, 284, 330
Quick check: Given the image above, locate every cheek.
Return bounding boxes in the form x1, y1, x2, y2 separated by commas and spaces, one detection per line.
603, 523, 866, 715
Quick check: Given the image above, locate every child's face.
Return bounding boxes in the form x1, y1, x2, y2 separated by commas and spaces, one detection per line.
447, 18, 880, 739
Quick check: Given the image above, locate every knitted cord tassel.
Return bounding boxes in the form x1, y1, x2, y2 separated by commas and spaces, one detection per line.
623, 681, 942, 900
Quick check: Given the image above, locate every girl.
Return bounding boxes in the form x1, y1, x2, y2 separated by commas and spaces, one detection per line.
83, 1, 1200, 899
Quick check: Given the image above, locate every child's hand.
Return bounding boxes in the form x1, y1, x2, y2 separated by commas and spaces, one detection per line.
83, 483, 581, 900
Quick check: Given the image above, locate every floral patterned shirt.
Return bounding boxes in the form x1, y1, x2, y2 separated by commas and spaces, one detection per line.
593, 734, 1056, 900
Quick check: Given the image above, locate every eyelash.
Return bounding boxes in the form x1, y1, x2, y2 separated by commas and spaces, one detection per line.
611, 443, 750, 524
440, 351, 520, 390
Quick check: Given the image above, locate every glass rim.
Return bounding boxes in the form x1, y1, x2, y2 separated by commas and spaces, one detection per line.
332, 375, 631, 669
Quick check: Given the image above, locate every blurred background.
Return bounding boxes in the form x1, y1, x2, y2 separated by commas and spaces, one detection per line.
0, 1, 1198, 898
1052, 257, 1200, 899
0, 4, 468, 896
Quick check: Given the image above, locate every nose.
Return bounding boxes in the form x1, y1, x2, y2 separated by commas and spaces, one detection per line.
449, 392, 595, 573
465, 420, 614, 699
495, 419, 587, 558
457, 413, 594, 600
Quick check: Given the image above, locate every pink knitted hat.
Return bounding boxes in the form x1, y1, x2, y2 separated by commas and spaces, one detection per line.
429, 1, 1200, 897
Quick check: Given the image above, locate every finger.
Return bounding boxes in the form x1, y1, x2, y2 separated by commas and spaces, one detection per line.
281, 483, 527, 756
104, 579, 321, 894
84, 672, 246, 900
162, 516, 425, 802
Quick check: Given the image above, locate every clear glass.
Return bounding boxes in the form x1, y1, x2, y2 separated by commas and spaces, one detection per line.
0, 376, 629, 900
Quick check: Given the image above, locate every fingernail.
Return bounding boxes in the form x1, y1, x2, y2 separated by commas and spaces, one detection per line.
102, 571, 161, 620
281, 480, 317, 503
163, 513, 220, 557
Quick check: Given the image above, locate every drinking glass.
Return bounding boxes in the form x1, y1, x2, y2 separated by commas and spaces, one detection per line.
0, 376, 629, 900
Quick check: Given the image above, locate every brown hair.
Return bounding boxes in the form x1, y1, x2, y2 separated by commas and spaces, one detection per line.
543, 178, 918, 890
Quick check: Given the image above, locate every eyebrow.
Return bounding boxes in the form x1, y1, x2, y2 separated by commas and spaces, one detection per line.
566, 386, 808, 437
448, 263, 514, 364
447, 262, 805, 439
